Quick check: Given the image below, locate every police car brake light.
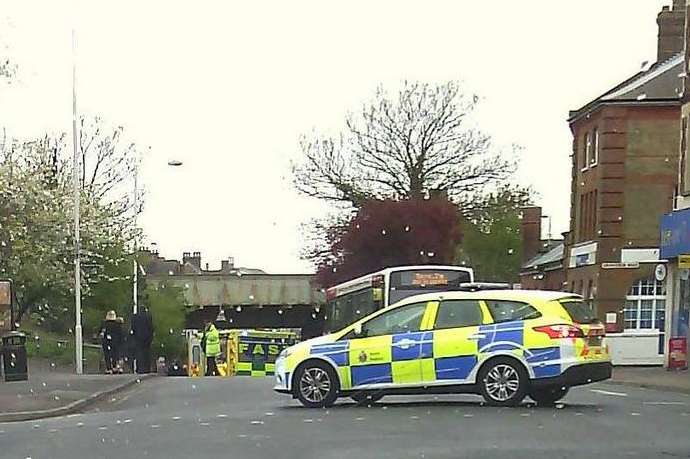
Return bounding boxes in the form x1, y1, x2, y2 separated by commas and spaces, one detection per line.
533, 324, 584, 339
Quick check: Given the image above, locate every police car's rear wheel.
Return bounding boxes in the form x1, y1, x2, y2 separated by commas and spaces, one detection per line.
529, 386, 569, 406
351, 391, 384, 406
295, 361, 339, 408
478, 358, 527, 407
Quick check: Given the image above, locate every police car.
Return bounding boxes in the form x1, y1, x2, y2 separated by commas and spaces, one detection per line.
274, 290, 611, 407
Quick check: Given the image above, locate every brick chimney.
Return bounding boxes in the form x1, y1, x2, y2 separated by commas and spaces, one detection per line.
657, 1, 686, 63
182, 251, 202, 271
520, 207, 542, 265
221, 257, 235, 273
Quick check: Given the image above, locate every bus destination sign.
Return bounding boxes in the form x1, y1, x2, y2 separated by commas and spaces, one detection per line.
411, 272, 448, 286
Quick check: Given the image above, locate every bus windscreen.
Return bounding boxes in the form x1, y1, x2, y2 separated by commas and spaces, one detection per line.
388, 269, 472, 304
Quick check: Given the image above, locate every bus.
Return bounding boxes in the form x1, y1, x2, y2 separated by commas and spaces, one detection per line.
323, 265, 475, 333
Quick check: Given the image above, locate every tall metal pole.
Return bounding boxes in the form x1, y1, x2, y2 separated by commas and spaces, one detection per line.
71, 29, 83, 375
133, 168, 138, 316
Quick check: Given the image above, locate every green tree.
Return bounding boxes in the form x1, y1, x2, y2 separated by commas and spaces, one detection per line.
455, 186, 534, 283
0, 131, 139, 330
143, 281, 188, 362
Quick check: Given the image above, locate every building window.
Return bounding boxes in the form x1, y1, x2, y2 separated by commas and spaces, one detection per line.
582, 132, 591, 171
591, 128, 599, 166
591, 190, 599, 239
579, 193, 585, 241
624, 278, 666, 330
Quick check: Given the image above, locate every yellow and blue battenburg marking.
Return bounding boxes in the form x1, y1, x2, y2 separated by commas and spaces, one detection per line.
308, 322, 566, 388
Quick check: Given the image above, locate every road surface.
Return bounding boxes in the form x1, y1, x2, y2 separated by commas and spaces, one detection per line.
1, 376, 689, 458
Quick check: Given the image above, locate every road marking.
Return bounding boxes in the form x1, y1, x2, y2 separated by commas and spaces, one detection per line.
217, 414, 228, 418
590, 389, 628, 397
199, 422, 210, 426
250, 420, 264, 425
630, 412, 641, 416
150, 424, 160, 428
642, 401, 687, 406
172, 416, 181, 421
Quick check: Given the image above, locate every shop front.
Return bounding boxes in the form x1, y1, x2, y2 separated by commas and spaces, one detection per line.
660, 208, 690, 368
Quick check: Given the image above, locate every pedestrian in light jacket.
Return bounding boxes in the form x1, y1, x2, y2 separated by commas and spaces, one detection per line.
200, 319, 220, 376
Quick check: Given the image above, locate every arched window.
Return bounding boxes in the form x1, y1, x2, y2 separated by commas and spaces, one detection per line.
624, 278, 666, 330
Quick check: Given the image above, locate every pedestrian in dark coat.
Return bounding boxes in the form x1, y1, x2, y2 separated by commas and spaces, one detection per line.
131, 307, 154, 374
100, 310, 123, 374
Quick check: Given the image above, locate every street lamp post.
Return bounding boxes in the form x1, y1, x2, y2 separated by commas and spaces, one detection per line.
71, 29, 83, 375
131, 159, 182, 372
133, 167, 138, 317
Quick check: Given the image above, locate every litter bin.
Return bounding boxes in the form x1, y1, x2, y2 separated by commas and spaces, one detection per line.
2, 331, 28, 381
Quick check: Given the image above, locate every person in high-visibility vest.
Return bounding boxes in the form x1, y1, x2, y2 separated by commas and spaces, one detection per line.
200, 320, 221, 376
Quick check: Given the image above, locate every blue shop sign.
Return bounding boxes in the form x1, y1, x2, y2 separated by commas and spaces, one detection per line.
660, 208, 690, 259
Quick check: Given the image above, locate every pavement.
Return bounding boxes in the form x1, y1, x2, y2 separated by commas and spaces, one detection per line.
0, 360, 154, 422
1, 375, 689, 458
611, 366, 690, 393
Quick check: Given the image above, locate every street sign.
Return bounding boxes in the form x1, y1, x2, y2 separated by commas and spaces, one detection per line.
602, 262, 640, 269
679, 255, 690, 269
655, 264, 667, 281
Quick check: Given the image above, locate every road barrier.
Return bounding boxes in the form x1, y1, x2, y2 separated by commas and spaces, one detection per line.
185, 329, 297, 377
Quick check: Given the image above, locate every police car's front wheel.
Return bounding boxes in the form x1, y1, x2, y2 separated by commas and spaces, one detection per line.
294, 361, 339, 408
478, 358, 528, 407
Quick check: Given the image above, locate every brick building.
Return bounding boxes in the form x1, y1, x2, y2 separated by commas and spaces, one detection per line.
519, 206, 565, 291
660, 0, 690, 365
564, 1, 683, 364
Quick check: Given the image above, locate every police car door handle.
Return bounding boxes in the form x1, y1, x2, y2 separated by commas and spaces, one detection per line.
467, 334, 486, 340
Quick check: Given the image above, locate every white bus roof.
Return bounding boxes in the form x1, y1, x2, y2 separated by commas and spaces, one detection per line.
327, 265, 474, 297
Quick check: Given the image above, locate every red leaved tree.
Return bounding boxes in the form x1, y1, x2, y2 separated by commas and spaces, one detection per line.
315, 198, 462, 287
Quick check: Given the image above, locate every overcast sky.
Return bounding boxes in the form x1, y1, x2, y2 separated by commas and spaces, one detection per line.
0, 0, 672, 273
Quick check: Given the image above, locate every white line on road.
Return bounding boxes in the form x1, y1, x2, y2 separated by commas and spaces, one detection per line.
642, 401, 687, 406
590, 389, 628, 397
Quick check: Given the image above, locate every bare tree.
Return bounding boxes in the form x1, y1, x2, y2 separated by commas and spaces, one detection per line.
76, 116, 140, 215
293, 81, 517, 207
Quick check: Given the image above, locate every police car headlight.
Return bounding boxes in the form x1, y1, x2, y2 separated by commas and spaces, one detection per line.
278, 348, 292, 360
